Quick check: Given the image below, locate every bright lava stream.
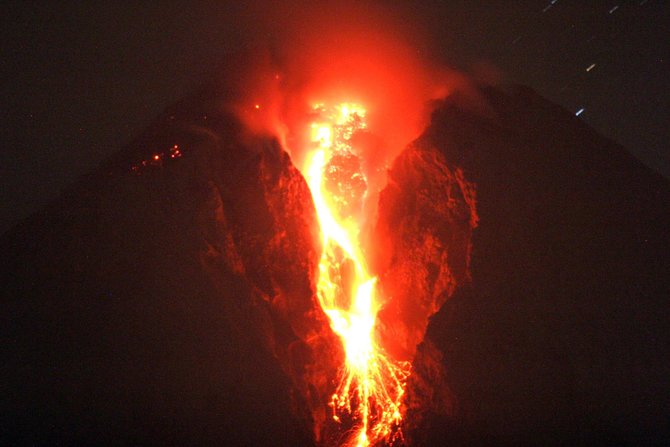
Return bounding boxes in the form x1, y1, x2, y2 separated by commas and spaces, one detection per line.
300, 103, 411, 447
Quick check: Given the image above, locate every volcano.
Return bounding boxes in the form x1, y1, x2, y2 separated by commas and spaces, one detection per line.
2, 82, 669, 446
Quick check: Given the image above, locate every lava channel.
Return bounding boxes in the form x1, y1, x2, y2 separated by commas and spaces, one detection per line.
299, 102, 411, 447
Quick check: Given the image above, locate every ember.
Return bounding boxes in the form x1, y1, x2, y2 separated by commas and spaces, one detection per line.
130, 144, 183, 173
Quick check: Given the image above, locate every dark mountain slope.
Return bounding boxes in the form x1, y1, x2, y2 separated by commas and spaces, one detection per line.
422, 85, 670, 445
0, 90, 319, 446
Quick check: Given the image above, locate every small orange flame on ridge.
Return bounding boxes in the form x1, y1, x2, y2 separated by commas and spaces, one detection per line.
301, 103, 411, 446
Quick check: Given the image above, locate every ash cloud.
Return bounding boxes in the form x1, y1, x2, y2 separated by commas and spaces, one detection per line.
217, 1, 474, 171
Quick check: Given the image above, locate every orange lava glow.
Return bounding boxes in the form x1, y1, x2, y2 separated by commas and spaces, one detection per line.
301, 103, 411, 446
224, 7, 474, 442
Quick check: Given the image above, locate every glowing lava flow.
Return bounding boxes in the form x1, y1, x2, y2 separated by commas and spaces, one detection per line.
301, 104, 411, 446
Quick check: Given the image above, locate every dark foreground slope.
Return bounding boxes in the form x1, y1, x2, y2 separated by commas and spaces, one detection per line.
0, 90, 321, 446
421, 85, 670, 446
2, 84, 669, 446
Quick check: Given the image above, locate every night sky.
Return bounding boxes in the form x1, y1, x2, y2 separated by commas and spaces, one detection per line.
1, 1, 668, 234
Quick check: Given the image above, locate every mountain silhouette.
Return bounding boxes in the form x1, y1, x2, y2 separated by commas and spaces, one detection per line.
2, 83, 668, 446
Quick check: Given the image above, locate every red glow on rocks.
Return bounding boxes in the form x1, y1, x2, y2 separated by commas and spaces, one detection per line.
222, 4, 478, 445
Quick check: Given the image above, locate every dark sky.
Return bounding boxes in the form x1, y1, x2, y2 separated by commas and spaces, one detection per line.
1, 1, 668, 234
